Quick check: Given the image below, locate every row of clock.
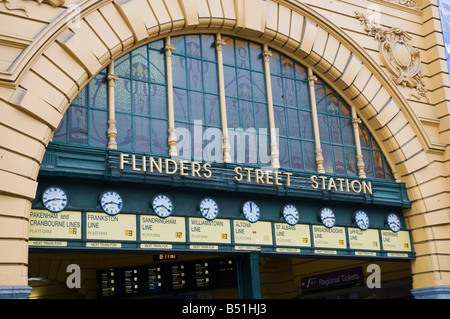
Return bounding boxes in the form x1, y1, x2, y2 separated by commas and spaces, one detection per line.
40, 186, 402, 232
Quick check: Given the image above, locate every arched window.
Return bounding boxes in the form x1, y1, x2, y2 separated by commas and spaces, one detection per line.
52, 34, 394, 181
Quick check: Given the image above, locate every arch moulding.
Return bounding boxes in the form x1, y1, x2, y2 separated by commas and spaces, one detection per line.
0, 0, 446, 293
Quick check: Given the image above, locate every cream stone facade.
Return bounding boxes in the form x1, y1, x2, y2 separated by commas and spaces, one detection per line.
0, 0, 449, 298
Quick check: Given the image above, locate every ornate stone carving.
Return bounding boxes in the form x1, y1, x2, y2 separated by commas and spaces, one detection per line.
386, 0, 419, 9
355, 11, 428, 101
1, 0, 66, 17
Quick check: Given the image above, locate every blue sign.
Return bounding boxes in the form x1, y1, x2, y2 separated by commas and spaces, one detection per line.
439, 0, 450, 75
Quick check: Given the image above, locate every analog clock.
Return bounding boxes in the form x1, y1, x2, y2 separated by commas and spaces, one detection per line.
318, 207, 336, 228
198, 197, 219, 220
282, 204, 299, 226
99, 190, 123, 215
386, 212, 401, 232
152, 194, 173, 218
41, 186, 68, 213
241, 201, 260, 223
353, 210, 370, 230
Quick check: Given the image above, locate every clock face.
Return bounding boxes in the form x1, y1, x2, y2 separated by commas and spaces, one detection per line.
242, 201, 260, 223
386, 213, 401, 232
199, 197, 219, 220
100, 190, 123, 215
282, 204, 299, 225
319, 207, 335, 228
41, 186, 68, 213
152, 194, 173, 218
353, 210, 370, 230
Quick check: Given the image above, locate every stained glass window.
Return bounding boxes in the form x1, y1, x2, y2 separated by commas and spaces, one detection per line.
270, 51, 316, 171
52, 34, 395, 181
53, 69, 108, 147
114, 39, 168, 155
172, 34, 221, 162
223, 36, 269, 165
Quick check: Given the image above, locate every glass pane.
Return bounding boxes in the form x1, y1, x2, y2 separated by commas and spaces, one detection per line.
287, 108, 300, 138
333, 145, 346, 175
329, 116, 343, 144
340, 99, 351, 117
362, 149, 373, 178
189, 91, 204, 122
89, 109, 107, 147
321, 143, 333, 173
235, 39, 249, 69
173, 55, 187, 88
240, 100, 254, 130
278, 137, 289, 167
283, 78, 297, 107
342, 118, 355, 146
133, 81, 149, 116
173, 88, 189, 122
345, 147, 358, 176
115, 78, 132, 113
274, 105, 286, 136
271, 75, 284, 106
150, 84, 167, 119
69, 106, 88, 144
303, 141, 316, 171
237, 69, 252, 99
134, 116, 151, 153
89, 73, 107, 109
148, 39, 164, 51
172, 36, 185, 55
222, 37, 235, 66
300, 111, 313, 140
205, 94, 220, 127
373, 150, 386, 179
252, 71, 266, 102
269, 51, 281, 76
295, 63, 307, 81
327, 91, 339, 115
289, 139, 303, 169
187, 58, 203, 91
226, 97, 240, 128
203, 61, 218, 94
131, 46, 148, 81
186, 35, 201, 58
358, 123, 370, 148
224, 66, 237, 97
201, 34, 216, 62
254, 103, 268, 129
152, 118, 168, 155
149, 49, 165, 84
281, 56, 294, 78
175, 121, 190, 158
385, 157, 395, 180
318, 113, 330, 142
115, 53, 130, 78
297, 81, 310, 110
315, 85, 327, 113
116, 113, 132, 150
250, 43, 263, 72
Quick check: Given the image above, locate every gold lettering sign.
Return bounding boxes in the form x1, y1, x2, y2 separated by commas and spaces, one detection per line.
140, 216, 186, 242
29, 209, 82, 240
274, 223, 311, 247
312, 225, 347, 249
348, 228, 380, 251
381, 230, 412, 252
233, 220, 273, 245
310, 175, 372, 194
188, 218, 231, 244
86, 212, 136, 241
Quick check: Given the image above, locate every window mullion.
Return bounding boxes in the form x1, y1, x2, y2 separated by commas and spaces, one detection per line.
107, 61, 119, 149
165, 36, 178, 157
307, 67, 325, 174
351, 104, 367, 178
263, 44, 280, 169
215, 33, 232, 163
